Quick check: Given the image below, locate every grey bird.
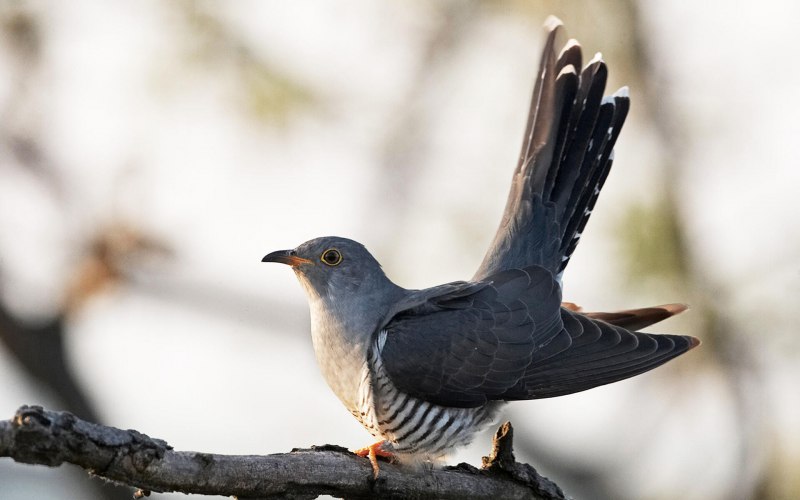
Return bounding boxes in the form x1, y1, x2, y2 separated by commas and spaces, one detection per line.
262, 18, 699, 476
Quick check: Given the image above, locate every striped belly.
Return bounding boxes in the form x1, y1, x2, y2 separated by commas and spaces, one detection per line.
351, 346, 502, 458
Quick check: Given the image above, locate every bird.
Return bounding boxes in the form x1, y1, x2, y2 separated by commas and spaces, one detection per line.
262, 17, 699, 477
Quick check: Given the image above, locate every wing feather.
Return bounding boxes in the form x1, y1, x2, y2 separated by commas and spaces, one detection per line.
379, 267, 698, 408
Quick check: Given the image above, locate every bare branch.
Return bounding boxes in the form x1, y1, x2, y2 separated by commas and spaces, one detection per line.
0, 405, 566, 499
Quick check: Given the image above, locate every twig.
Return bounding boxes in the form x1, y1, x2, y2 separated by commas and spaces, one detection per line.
0, 405, 566, 499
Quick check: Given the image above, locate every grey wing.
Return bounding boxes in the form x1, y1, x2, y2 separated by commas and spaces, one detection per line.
474, 18, 630, 281
379, 265, 698, 408
515, 309, 698, 399
380, 266, 565, 407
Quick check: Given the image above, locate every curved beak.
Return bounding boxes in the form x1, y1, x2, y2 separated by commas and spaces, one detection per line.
261, 249, 312, 267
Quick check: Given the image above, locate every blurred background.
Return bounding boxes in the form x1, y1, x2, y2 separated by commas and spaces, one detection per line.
1, 1, 798, 499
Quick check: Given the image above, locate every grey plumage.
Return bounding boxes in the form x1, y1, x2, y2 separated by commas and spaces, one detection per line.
262, 18, 698, 464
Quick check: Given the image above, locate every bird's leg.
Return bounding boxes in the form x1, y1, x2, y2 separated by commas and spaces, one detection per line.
353, 440, 392, 478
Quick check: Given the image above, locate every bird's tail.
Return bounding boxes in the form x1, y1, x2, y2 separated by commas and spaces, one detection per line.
523, 18, 630, 277
474, 17, 630, 280
563, 302, 689, 331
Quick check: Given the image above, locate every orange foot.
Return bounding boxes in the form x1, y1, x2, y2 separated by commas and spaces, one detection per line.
353, 441, 393, 478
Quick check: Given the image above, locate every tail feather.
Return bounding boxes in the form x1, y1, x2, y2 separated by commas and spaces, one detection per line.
567, 89, 629, 246
584, 303, 689, 331
519, 18, 563, 184
556, 84, 630, 275
474, 18, 630, 280
549, 55, 608, 210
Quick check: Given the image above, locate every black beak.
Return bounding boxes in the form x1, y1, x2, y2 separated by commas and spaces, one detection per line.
261, 249, 312, 266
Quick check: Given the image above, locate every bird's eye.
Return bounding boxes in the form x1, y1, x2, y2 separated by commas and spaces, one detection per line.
321, 248, 342, 266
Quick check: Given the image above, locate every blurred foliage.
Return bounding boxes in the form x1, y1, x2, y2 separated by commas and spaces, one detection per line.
616, 197, 687, 289
238, 62, 317, 125
0, 4, 40, 60
760, 447, 800, 500
174, 1, 318, 126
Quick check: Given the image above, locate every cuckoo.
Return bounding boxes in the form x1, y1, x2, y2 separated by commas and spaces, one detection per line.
262, 17, 699, 476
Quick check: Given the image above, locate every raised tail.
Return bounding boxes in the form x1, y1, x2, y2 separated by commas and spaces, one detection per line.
475, 17, 629, 281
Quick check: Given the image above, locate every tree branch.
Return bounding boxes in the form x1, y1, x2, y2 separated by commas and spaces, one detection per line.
0, 405, 566, 499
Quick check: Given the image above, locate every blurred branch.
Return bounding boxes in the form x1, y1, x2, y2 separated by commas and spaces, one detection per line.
0, 406, 566, 499
65, 223, 173, 311
0, 6, 63, 195
0, 314, 96, 423
0, 224, 159, 500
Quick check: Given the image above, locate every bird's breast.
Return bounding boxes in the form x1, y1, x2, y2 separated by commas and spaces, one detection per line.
308, 299, 372, 412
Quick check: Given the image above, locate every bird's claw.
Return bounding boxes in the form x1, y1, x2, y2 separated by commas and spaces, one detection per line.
354, 441, 392, 478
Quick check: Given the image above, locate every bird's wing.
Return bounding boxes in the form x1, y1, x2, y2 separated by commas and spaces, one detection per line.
474, 17, 629, 281
378, 265, 698, 408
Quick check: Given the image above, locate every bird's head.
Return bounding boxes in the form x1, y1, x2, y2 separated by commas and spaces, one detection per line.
262, 236, 394, 301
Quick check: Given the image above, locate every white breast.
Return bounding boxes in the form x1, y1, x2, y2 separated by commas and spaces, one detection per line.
308, 295, 371, 412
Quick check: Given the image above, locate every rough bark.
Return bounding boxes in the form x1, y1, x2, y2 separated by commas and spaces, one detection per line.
0, 405, 566, 499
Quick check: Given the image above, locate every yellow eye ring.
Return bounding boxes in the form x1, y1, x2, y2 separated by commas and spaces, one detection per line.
320, 248, 343, 266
